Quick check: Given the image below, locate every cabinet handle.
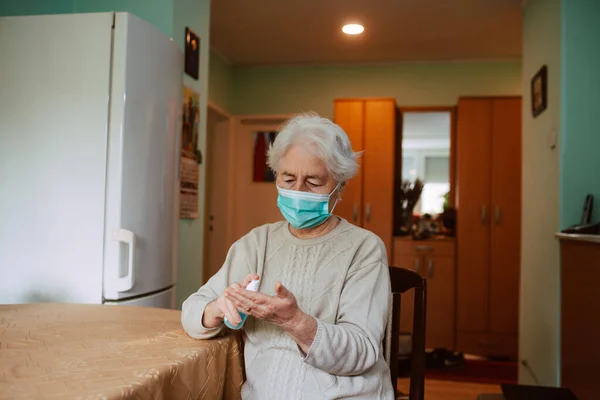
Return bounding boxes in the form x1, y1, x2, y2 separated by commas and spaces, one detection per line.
416, 245, 433, 252
481, 206, 488, 225
353, 203, 358, 222
428, 259, 434, 279
494, 206, 501, 225
414, 258, 420, 275
365, 203, 371, 223
478, 339, 500, 347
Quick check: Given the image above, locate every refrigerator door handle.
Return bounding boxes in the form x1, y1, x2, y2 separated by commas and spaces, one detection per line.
109, 228, 135, 292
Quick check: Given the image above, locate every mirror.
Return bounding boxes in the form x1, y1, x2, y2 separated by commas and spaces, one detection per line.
401, 111, 452, 215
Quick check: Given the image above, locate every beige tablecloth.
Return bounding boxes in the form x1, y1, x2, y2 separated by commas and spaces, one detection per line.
0, 303, 244, 400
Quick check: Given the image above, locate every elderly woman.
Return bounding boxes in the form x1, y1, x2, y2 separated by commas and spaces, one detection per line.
182, 113, 394, 399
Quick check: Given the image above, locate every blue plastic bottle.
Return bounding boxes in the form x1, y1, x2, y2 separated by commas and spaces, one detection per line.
224, 279, 260, 330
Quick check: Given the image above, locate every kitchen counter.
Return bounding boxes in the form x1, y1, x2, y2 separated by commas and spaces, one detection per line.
556, 232, 600, 244
0, 303, 244, 400
558, 234, 600, 399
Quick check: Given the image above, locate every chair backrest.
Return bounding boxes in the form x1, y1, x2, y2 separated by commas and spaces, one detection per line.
384, 266, 427, 400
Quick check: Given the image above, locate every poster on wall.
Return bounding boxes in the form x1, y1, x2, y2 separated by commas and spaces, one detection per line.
180, 86, 200, 219
180, 157, 199, 219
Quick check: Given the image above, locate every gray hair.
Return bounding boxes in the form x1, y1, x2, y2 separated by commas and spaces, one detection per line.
266, 113, 361, 183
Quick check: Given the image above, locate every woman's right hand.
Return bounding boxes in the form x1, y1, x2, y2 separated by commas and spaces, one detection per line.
202, 274, 259, 328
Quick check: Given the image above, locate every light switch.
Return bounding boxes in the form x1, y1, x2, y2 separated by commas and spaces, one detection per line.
547, 129, 557, 150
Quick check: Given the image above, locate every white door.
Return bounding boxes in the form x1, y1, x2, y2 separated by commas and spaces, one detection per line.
0, 13, 114, 304
103, 13, 183, 301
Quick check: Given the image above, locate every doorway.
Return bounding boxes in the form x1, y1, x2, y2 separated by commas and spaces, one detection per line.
203, 104, 233, 284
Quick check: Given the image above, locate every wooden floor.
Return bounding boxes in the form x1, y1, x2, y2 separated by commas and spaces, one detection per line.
398, 378, 502, 400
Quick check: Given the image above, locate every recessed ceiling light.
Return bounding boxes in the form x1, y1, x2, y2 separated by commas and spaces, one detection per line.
342, 24, 364, 35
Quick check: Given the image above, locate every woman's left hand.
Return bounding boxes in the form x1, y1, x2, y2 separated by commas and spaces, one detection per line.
224, 281, 302, 328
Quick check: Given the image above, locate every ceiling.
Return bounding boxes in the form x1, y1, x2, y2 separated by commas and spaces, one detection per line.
210, 0, 523, 66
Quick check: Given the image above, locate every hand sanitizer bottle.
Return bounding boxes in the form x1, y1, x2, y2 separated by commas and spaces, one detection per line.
224, 279, 260, 330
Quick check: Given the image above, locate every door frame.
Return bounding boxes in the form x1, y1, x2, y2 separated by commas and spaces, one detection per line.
397, 106, 459, 352
202, 110, 293, 284
203, 102, 233, 284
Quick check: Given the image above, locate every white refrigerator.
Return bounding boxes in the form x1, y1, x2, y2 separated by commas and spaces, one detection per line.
0, 12, 183, 308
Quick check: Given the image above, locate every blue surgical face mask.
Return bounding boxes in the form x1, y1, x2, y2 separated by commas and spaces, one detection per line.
277, 183, 341, 229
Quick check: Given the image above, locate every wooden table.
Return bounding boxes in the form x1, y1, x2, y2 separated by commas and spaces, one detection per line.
0, 303, 244, 400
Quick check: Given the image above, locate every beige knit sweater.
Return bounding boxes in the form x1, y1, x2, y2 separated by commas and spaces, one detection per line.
181, 218, 395, 400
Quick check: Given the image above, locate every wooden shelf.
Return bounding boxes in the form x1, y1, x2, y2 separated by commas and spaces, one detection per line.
560, 237, 600, 399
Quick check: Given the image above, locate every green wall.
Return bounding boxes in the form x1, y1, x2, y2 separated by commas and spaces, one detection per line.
0, 0, 174, 36
560, 0, 600, 228
231, 61, 522, 117
0, 0, 74, 15
173, 0, 211, 309
208, 50, 234, 113
74, 0, 174, 38
520, 0, 561, 387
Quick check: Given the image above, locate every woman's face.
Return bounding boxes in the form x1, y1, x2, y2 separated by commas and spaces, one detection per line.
276, 144, 338, 195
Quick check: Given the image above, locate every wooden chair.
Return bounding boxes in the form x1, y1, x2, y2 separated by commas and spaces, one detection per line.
383, 266, 427, 400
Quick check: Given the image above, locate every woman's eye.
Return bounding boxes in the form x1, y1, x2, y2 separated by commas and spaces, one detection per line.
308, 182, 320, 187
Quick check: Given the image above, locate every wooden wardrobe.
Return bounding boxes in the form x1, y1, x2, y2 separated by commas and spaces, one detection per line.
456, 97, 522, 358
333, 98, 396, 256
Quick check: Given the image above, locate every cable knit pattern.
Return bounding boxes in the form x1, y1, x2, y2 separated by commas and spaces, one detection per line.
181, 219, 395, 400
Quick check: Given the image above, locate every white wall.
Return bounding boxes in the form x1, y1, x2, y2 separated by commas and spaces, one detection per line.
520, 0, 561, 386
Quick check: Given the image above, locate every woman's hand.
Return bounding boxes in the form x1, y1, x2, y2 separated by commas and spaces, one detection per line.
224, 281, 300, 327
225, 282, 318, 353
202, 274, 259, 329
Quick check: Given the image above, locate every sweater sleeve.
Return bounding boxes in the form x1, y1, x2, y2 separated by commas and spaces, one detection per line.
302, 258, 391, 376
181, 235, 257, 340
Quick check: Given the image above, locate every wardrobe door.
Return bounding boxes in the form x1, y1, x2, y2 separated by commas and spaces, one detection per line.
334, 100, 364, 226
425, 254, 456, 350
363, 99, 396, 257
490, 98, 522, 336
456, 98, 493, 333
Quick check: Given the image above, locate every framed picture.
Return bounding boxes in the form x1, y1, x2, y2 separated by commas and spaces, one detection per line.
185, 27, 200, 80
253, 131, 278, 182
531, 65, 548, 117
180, 86, 200, 219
